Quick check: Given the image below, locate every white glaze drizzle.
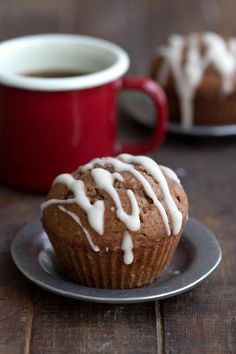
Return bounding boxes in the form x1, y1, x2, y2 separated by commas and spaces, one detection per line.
82, 154, 182, 236
157, 32, 236, 128
203, 33, 236, 94
58, 206, 100, 252
82, 157, 169, 234
42, 155, 183, 262
119, 154, 183, 235
91, 168, 140, 231
41, 174, 105, 235
160, 166, 180, 185
113, 172, 124, 182
121, 231, 134, 265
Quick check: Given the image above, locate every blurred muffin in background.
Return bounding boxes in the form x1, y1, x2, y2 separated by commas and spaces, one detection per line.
151, 32, 236, 128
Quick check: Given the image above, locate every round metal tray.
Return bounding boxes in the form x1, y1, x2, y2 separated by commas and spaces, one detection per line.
11, 218, 222, 304
121, 91, 236, 136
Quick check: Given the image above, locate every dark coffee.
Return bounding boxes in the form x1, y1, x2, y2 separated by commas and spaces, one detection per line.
21, 70, 92, 78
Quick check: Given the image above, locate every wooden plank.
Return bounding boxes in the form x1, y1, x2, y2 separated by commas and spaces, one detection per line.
31, 291, 159, 354
23, 1, 162, 353
153, 140, 236, 353
0, 194, 42, 354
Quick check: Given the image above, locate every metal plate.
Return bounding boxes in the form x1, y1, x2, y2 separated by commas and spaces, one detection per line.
120, 91, 236, 136
168, 123, 236, 137
11, 218, 222, 304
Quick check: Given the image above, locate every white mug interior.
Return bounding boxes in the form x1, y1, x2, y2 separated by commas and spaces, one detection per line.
0, 34, 130, 91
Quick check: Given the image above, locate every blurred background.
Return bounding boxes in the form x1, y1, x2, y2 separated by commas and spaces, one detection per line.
1, 0, 235, 76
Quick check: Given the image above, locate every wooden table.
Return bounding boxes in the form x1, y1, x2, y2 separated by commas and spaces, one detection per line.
0, 1, 236, 353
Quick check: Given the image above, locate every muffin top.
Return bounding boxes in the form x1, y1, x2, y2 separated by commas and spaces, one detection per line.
151, 32, 236, 127
41, 154, 188, 265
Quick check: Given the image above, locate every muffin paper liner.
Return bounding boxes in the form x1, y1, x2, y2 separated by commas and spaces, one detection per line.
50, 234, 181, 289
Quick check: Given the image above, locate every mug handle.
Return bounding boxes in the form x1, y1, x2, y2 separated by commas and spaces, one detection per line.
116, 76, 168, 154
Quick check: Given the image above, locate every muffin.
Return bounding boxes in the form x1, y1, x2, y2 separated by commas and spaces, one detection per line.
41, 154, 188, 289
151, 32, 236, 128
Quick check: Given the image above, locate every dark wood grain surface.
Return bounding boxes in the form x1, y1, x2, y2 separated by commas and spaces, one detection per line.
0, 1, 235, 353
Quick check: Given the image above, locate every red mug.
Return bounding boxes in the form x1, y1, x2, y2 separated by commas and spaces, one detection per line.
0, 34, 168, 192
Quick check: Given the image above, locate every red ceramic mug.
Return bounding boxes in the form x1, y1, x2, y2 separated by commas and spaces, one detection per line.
0, 34, 168, 192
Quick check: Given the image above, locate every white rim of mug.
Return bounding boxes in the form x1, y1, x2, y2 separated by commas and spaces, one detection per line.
0, 34, 130, 91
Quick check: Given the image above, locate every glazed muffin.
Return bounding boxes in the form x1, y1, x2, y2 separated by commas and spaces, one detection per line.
41, 154, 188, 289
151, 32, 236, 128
